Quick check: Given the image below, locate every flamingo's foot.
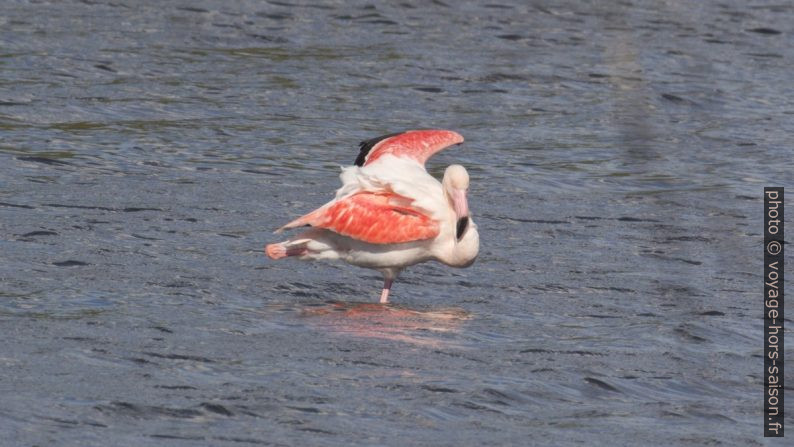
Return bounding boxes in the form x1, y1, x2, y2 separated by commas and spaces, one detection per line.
265, 243, 286, 259
265, 242, 307, 260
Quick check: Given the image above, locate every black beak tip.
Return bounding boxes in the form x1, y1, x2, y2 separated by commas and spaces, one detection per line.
456, 217, 469, 240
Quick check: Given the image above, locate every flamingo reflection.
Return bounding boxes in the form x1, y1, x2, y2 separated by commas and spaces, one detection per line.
299, 302, 470, 348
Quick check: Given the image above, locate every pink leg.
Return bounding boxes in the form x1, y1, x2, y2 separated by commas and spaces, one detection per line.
379, 278, 393, 304
265, 242, 307, 260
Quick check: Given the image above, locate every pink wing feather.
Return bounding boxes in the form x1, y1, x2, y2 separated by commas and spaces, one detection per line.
359, 129, 464, 167
276, 130, 462, 244
278, 192, 439, 244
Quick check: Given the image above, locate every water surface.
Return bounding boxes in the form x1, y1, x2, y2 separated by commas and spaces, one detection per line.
1, 0, 792, 445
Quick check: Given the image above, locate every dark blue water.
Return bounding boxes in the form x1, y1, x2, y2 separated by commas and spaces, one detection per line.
1, 0, 791, 445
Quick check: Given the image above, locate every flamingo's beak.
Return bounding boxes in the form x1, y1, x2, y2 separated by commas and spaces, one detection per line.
451, 188, 469, 240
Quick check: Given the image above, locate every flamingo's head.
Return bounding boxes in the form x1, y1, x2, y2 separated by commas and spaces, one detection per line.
443, 164, 472, 241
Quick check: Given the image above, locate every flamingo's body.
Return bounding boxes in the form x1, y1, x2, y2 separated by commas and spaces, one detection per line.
266, 130, 479, 303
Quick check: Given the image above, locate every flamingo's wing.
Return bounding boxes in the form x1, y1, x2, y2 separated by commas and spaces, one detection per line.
354, 129, 464, 167
277, 192, 440, 244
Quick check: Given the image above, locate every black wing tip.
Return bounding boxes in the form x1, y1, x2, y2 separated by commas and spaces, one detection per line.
354, 131, 406, 166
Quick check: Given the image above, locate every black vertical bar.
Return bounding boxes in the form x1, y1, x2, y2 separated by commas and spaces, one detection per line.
764, 187, 784, 437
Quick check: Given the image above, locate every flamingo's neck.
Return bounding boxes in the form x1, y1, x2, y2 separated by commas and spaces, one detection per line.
438, 222, 479, 268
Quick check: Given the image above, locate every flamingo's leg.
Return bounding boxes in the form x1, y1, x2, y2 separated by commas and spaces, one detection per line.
265, 242, 307, 259
379, 278, 393, 304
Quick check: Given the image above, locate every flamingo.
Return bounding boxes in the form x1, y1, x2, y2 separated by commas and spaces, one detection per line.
265, 129, 479, 303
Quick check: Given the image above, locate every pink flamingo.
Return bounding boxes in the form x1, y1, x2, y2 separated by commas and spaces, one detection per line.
266, 130, 479, 303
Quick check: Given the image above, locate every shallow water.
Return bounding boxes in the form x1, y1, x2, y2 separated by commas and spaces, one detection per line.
1, 0, 792, 445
